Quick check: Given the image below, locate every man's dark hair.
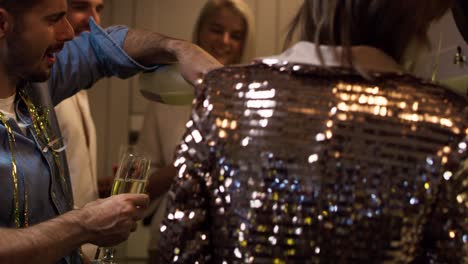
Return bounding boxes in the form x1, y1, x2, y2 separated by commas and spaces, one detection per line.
0, 0, 41, 15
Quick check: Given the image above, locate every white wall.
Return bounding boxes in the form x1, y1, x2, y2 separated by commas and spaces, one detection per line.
412, 10, 468, 100
415, 11, 467, 80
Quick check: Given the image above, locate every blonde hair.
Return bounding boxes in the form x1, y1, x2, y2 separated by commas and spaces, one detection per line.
193, 0, 256, 64
285, 0, 453, 66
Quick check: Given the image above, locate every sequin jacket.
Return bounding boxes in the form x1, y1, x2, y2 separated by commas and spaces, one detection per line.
157, 62, 468, 263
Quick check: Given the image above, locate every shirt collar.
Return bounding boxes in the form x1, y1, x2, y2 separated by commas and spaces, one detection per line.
262, 41, 403, 73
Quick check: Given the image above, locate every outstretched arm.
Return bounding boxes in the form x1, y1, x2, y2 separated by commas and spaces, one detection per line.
49, 20, 220, 105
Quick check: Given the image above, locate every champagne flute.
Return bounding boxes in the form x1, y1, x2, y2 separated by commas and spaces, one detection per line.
93, 152, 151, 264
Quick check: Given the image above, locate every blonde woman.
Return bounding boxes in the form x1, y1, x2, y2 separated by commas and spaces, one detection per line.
157, 0, 467, 263
138, 0, 255, 262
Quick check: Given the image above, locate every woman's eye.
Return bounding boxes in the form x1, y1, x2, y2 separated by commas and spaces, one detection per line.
210, 28, 224, 34
231, 34, 243, 41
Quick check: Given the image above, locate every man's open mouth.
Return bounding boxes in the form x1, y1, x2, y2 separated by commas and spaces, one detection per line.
44, 45, 64, 64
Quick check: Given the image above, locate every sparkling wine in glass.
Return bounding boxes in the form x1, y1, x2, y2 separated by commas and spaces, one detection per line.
111, 154, 150, 195
93, 152, 151, 264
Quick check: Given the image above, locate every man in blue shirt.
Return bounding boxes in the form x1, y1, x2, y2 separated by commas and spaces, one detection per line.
0, 0, 220, 263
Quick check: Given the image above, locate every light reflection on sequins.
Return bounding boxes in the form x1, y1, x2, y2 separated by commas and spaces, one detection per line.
156, 62, 468, 263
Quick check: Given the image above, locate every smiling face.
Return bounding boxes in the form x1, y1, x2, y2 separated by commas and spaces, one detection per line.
198, 6, 246, 65
3, 0, 74, 82
67, 0, 104, 34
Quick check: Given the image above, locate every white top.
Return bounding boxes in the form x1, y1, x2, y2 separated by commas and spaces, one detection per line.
139, 101, 192, 251
0, 93, 17, 121
139, 103, 192, 171
0, 93, 28, 134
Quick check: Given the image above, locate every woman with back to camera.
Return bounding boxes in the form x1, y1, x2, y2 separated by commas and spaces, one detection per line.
157, 0, 467, 263
137, 0, 255, 262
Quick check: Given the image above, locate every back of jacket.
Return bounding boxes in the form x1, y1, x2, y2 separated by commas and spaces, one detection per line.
157, 62, 468, 263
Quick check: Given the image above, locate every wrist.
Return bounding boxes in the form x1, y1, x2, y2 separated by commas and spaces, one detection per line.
164, 38, 192, 61
64, 209, 93, 245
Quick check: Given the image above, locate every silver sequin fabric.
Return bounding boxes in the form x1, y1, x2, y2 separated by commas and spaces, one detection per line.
156, 61, 468, 263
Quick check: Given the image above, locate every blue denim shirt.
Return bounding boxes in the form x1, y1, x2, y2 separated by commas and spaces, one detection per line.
0, 19, 160, 264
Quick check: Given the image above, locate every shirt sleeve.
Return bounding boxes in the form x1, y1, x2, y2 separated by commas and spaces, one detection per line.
48, 18, 162, 106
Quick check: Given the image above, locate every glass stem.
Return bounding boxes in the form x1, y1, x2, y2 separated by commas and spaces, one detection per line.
101, 247, 116, 264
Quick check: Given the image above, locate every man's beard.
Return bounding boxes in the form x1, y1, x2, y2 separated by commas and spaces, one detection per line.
5, 26, 50, 83
19, 69, 50, 83
5, 49, 50, 83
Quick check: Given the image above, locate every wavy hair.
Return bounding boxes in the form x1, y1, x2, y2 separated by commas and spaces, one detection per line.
285, 0, 453, 66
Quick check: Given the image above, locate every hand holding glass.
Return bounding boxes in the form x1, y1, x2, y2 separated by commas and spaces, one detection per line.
93, 153, 151, 264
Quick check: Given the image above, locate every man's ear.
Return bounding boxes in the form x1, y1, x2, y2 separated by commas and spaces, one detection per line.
0, 9, 12, 38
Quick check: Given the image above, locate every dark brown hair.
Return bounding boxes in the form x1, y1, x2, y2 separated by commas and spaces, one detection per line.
285, 0, 454, 65
0, 0, 42, 15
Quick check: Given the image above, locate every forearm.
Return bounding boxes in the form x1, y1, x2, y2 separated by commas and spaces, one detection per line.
123, 28, 222, 85
0, 210, 90, 264
123, 29, 181, 66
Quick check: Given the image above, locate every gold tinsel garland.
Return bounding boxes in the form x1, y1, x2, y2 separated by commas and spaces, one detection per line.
19, 90, 67, 185
0, 112, 24, 228
0, 90, 67, 228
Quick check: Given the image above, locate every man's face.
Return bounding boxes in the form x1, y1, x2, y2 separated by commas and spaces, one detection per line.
67, 0, 104, 34
4, 0, 74, 82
